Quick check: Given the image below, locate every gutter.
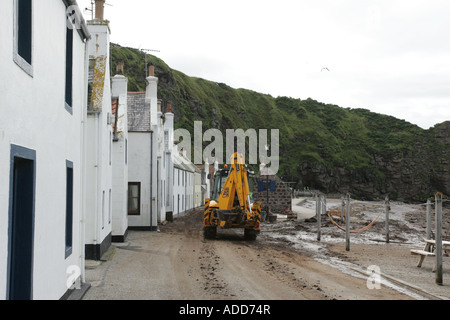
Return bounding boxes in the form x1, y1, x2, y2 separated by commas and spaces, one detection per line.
63, 0, 91, 41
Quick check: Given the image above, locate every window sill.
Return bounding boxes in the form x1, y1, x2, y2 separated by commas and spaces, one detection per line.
13, 53, 33, 77
65, 246, 73, 259
65, 102, 73, 115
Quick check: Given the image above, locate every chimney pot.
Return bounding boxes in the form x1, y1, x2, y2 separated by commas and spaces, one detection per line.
116, 60, 124, 75
95, 0, 106, 20
167, 101, 172, 113
148, 63, 155, 77
157, 99, 162, 113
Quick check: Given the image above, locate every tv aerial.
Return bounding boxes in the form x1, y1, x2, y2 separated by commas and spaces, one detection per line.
141, 49, 161, 77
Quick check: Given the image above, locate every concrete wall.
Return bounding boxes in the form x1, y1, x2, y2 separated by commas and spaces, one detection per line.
0, 0, 88, 299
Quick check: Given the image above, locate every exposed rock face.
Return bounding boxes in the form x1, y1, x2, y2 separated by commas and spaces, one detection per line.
428, 121, 450, 196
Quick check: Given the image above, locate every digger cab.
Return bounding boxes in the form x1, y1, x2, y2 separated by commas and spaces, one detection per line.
211, 167, 229, 201
211, 166, 255, 203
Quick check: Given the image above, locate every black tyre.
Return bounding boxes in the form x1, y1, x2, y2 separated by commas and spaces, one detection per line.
204, 227, 217, 239
244, 228, 257, 241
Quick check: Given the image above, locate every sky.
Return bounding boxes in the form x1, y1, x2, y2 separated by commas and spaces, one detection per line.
77, 0, 450, 129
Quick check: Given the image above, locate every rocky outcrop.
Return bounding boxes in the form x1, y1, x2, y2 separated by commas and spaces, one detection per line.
296, 121, 450, 202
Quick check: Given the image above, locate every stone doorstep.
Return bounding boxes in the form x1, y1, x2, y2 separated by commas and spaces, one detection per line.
65, 282, 91, 300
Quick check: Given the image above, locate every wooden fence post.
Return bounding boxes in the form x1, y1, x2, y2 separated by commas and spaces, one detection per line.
316, 194, 321, 241
426, 199, 432, 240
345, 194, 351, 251
435, 193, 443, 285
385, 195, 390, 243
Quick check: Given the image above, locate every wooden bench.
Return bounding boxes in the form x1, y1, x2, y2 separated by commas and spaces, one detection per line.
411, 240, 450, 270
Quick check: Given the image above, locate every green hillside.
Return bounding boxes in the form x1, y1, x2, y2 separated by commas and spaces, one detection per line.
111, 43, 450, 203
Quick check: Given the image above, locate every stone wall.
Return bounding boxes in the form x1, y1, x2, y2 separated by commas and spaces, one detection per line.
252, 174, 292, 214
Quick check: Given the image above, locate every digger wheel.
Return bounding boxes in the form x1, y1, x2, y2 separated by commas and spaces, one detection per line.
204, 227, 217, 239
244, 228, 257, 241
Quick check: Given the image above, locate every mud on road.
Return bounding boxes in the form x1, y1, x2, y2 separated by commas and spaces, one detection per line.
83, 208, 414, 300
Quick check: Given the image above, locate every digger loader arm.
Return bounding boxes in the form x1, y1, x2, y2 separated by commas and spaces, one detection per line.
217, 153, 250, 211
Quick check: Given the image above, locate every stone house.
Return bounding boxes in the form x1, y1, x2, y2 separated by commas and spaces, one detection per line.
253, 167, 292, 216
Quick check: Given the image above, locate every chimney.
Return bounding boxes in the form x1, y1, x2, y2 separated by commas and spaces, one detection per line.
167, 101, 172, 113
157, 99, 162, 113
95, 0, 106, 20
148, 63, 155, 77
116, 60, 124, 75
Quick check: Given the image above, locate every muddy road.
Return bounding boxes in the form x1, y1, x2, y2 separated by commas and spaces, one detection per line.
83, 208, 412, 300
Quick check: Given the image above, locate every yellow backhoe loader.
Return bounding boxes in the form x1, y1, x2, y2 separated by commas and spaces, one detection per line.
203, 152, 262, 240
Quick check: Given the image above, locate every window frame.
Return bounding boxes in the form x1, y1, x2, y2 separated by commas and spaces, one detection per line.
8, 144, 36, 300
64, 26, 74, 114
13, 0, 33, 77
128, 182, 141, 215
65, 160, 74, 259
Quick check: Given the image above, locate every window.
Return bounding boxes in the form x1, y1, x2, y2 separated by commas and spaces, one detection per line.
65, 26, 73, 113
65, 161, 73, 258
125, 139, 128, 165
8, 144, 36, 300
108, 188, 111, 224
109, 131, 112, 166
14, 0, 33, 76
87, 59, 95, 108
101, 190, 105, 229
128, 182, 140, 215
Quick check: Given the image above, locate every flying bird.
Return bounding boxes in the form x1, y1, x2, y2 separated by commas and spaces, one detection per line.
321, 67, 330, 72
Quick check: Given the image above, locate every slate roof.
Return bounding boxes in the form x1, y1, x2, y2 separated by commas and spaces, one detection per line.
127, 92, 150, 132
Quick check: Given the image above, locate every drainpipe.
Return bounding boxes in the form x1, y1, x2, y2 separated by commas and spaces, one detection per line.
80, 41, 89, 283
150, 131, 153, 230
93, 112, 99, 245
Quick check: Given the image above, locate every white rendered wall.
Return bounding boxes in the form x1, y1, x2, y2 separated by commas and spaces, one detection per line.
111, 75, 128, 238
85, 21, 113, 250
127, 132, 152, 227
0, 0, 88, 299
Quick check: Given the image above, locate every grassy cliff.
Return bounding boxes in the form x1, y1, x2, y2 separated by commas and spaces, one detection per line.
111, 43, 450, 202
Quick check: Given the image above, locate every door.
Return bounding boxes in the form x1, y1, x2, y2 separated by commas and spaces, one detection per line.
8, 145, 36, 300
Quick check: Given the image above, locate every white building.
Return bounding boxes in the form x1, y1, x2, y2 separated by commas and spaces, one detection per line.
111, 67, 129, 242
163, 101, 175, 220
172, 147, 197, 216
127, 66, 159, 230
84, 3, 113, 259
0, 0, 90, 299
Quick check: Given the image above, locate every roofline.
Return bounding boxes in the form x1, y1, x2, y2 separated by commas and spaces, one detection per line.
62, 0, 91, 41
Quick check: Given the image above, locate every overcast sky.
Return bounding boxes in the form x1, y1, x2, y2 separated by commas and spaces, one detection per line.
78, 0, 450, 129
